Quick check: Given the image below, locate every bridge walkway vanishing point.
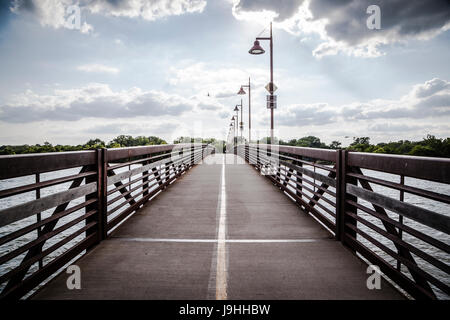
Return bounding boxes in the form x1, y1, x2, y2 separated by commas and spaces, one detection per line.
33, 154, 402, 300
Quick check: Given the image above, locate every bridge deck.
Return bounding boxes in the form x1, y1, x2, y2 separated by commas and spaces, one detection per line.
33, 154, 402, 299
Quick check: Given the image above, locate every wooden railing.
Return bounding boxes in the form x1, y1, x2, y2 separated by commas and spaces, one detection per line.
0, 143, 214, 299
240, 143, 450, 300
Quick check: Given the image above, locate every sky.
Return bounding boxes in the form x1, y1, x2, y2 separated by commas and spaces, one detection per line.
0, 0, 449, 146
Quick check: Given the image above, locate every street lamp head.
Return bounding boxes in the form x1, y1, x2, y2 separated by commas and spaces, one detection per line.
231, 116, 235, 120
249, 40, 265, 55
237, 87, 246, 95
234, 106, 239, 112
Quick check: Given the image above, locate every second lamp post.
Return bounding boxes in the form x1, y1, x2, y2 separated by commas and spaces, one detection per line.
238, 78, 251, 143
234, 100, 243, 143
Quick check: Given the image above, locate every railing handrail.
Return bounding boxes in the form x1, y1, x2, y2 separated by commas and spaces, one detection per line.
250, 143, 337, 162
106, 143, 205, 161
0, 150, 97, 179
347, 151, 450, 184
247, 143, 450, 183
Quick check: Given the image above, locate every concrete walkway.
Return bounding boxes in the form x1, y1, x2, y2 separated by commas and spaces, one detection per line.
34, 154, 402, 300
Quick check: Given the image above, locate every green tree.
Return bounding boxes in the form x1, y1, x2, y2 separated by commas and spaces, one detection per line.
329, 141, 342, 149
348, 137, 371, 152
296, 136, 324, 148
84, 138, 106, 149
409, 145, 438, 157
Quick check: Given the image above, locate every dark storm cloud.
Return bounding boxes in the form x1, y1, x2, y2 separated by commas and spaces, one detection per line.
0, 1, 14, 28
10, 0, 35, 12
235, 0, 450, 46
309, 0, 450, 45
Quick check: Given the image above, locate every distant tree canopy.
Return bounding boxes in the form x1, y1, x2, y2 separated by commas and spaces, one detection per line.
106, 135, 166, 148
173, 137, 225, 152
1, 134, 449, 158
344, 135, 450, 157
257, 134, 450, 158
280, 136, 328, 149
0, 135, 167, 155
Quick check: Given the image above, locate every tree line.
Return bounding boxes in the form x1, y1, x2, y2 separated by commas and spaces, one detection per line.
274, 134, 450, 157
0, 135, 167, 155
1, 134, 449, 158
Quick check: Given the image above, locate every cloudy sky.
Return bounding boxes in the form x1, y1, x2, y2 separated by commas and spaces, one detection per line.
0, 0, 449, 146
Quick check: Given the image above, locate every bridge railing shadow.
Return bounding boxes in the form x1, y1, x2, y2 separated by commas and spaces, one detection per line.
235, 143, 450, 300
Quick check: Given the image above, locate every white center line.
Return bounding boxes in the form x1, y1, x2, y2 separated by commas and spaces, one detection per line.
215, 156, 227, 300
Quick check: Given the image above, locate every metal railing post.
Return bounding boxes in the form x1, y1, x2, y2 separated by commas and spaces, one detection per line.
142, 153, 149, 198
100, 148, 108, 240
294, 154, 303, 209
337, 150, 357, 249
86, 149, 103, 248
256, 141, 260, 170
335, 149, 343, 240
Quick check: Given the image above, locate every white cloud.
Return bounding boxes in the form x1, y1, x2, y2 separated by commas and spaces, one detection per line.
275, 78, 450, 140
411, 78, 450, 98
85, 120, 179, 136
11, 0, 207, 33
86, 0, 207, 20
77, 63, 120, 74
0, 83, 196, 122
11, 0, 94, 33
80, 21, 94, 34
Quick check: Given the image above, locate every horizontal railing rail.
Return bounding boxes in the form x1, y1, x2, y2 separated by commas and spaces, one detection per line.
0, 143, 214, 299
239, 143, 450, 300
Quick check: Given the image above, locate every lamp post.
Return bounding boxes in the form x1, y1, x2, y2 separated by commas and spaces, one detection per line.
231, 116, 236, 144
238, 77, 251, 143
233, 104, 240, 144
229, 122, 234, 147
249, 22, 275, 144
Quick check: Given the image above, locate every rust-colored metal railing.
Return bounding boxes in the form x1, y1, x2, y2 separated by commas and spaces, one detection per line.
240, 144, 450, 300
0, 143, 214, 299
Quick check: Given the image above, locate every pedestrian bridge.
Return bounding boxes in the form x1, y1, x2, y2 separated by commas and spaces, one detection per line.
0, 144, 449, 299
